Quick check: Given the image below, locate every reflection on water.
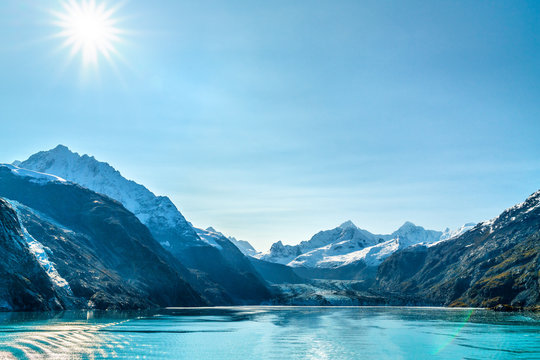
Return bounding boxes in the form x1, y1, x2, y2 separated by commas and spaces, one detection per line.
0, 311, 133, 359
0, 307, 538, 359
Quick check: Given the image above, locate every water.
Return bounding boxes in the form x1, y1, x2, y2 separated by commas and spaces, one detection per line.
0, 307, 538, 359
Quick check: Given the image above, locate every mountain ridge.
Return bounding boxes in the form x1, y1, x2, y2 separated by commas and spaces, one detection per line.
0, 168, 205, 310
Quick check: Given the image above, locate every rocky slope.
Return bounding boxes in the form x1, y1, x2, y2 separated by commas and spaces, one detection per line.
16, 145, 271, 304
0, 166, 205, 310
191, 227, 271, 303
249, 258, 306, 285
376, 190, 540, 308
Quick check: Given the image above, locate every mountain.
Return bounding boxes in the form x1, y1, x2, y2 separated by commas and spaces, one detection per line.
376, 190, 540, 309
256, 220, 474, 277
17, 145, 271, 304
18, 145, 202, 250
228, 236, 258, 256
0, 165, 204, 310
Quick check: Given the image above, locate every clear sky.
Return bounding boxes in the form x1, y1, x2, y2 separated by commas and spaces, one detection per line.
1, 0, 539, 250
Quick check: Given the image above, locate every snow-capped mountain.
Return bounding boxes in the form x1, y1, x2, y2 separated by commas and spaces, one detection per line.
17, 145, 202, 250
257, 221, 382, 265
15, 145, 272, 304
257, 220, 475, 269
0, 168, 205, 310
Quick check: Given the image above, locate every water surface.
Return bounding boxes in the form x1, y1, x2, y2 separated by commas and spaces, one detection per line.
0, 307, 538, 359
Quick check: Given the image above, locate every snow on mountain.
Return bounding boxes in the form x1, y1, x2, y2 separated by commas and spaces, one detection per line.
317, 239, 401, 268
440, 222, 477, 241
477, 189, 540, 234
228, 236, 258, 256
194, 227, 224, 250
256, 221, 384, 265
0, 164, 67, 184
5, 199, 73, 294
389, 221, 441, 245
299, 220, 381, 252
17, 145, 204, 249
196, 227, 261, 257
259, 220, 474, 269
258, 240, 301, 265
427, 222, 477, 247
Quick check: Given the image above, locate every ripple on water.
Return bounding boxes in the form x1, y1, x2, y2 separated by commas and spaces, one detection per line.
0, 308, 538, 360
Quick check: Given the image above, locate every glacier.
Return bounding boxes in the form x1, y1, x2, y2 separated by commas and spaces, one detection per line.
6, 200, 73, 294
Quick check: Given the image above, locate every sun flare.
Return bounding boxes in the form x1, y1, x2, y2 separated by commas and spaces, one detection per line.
53, 0, 123, 65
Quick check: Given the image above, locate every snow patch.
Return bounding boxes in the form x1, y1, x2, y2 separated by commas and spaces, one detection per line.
194, 228, 224, 250
0, 163, 67, 184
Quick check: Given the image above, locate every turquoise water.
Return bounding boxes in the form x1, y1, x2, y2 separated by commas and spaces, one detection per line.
0, 307, 538, 359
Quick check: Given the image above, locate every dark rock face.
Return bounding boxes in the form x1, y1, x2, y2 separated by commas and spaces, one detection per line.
179, 245, 271, 304
376, 190, 540, 308
188, 228, 272, 304
0, 168, 205, 310
249, 258, 306, 284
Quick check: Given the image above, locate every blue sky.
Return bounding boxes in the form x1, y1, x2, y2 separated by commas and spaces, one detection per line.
1, 0, 539, 250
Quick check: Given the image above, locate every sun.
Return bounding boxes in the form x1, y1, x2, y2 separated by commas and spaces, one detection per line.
53, 0, 123, 65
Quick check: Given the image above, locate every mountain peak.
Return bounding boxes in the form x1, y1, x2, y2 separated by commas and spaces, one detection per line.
339, 220, 357, 229
399, 221, 416, 228
393, 221, 419, 234
28, 145, 81, 164
51, 144, 72, 153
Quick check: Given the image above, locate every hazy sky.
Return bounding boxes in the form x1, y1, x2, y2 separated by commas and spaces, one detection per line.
1, 0, 539, 250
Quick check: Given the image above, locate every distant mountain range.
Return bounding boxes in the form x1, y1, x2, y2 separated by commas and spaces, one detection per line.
255, 220, 475, 270
0, 145, 537, 310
